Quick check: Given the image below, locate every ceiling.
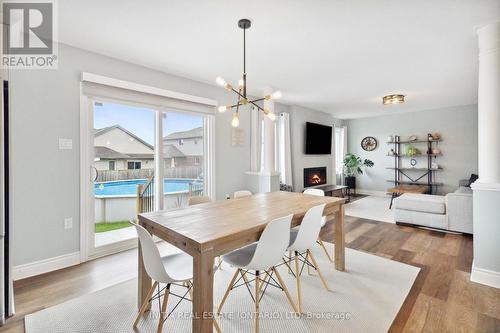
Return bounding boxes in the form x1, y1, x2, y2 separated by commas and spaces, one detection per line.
59, 0, 500, 119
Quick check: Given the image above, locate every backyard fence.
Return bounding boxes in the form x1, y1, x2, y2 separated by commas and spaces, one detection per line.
96, 166, 203, 182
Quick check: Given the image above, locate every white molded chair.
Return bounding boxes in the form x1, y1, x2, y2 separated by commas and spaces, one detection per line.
133, 223, 220, 333
188, 196, 212, 206
302, 189, 333, 263
218, 215, 298, 332
303, 188, 325, 197
286, 204, 330, 313
233, 190, 252, 199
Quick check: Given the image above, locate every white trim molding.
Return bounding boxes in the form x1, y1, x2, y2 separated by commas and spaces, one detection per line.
471, 181, 500, 192
81, 72, 217, 107
471, 261, 500, 289
13, 252, 80, 281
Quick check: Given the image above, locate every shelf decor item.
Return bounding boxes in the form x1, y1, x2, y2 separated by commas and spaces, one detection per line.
432, 147, 441, 155
215, 19, 281, 127
361, 136, 378, 151
343, 153, 374, 191
406, 145, 421, 157
410, 158, 417, 167
388, 135, 394, 143
432, 132, 441, 140
409, 135, 418, 142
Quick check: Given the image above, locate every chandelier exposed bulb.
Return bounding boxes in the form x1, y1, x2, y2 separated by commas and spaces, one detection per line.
231, 112, 240, 127
218, 105, 230, 113
265, 90, 282, 100
267, 112, 276, 121
216, 76, 231, 90
238, 79, 245, 88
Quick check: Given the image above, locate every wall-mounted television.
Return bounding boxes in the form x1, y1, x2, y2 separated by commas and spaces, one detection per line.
305, 122, 332, 155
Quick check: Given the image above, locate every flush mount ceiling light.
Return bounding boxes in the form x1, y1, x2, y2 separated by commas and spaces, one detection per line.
382, 94, 405, 105
216, 19, 281, 127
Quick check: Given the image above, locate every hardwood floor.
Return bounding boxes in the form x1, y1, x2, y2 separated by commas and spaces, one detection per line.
2, 209, 499, 332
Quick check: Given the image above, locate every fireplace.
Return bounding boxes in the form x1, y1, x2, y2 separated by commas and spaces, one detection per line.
304, 167, 327, 188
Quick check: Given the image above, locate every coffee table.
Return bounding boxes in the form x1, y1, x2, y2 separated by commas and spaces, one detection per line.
387, 185, 429, 209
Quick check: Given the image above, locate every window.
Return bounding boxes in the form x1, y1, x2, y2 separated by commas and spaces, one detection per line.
178, 139, 184, 146
194, 139, 198, 144
127, 161, 141, 170
108, 160, 115, 170
335, 127, 345, 174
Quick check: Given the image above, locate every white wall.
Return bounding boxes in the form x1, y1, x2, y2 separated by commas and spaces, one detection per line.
283, 104, 341, 192
346, 105, 478, 194
9, 43, 252, 266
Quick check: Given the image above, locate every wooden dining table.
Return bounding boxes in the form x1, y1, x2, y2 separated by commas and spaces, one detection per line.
138, 191, 346, 333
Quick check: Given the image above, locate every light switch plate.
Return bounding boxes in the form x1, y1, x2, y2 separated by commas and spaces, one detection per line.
64, 217, 73, 229
59, 138, 73, 150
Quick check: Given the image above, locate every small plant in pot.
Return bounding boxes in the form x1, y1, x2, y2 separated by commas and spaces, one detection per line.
343, 153, 374, 191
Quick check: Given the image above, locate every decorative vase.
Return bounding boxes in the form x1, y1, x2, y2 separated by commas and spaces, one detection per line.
345, 176, 356, 190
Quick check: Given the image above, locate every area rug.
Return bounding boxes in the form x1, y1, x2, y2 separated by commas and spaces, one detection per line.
25, 243, 419, 333
346, 196, 395, 223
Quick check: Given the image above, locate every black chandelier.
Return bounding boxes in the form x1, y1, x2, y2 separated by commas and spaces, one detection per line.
216, 19, 282, 127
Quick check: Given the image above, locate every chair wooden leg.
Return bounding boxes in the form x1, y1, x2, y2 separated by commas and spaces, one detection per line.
318, 239, 333, 263
255, 271, 261, 333
306, 252, 312, 276
133, 281, 158, 328
185, 280, 193, 300
241, 269, 251, 286
288, 251, 292, 274
308, 250, 330, 291
294, 252, 303, 314
157, 284, 170, 333
217, 269, 240, 316
272, 267, 299, 313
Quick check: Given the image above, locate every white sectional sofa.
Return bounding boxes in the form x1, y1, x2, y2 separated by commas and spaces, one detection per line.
393, 186, 473, 234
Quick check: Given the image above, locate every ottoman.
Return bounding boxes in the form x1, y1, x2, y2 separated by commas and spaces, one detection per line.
393, 193, 447, 230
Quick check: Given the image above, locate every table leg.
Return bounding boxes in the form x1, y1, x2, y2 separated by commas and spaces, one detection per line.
137, 227, 152, 310
334, 204, 345, 271
193, 250, 215, 333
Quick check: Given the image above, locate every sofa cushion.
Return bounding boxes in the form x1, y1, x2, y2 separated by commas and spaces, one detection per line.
394, 193, 446, 214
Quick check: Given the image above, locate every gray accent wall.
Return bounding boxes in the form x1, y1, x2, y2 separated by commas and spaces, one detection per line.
281, 104, 341, 193
346, 105, 478, 195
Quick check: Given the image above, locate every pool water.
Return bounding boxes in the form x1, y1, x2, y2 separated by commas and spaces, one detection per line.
94, 179, 202, 197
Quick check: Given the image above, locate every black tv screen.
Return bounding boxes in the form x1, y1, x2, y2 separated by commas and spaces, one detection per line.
305, 122, 332, 154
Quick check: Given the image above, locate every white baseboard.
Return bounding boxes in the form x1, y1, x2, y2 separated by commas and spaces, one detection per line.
355, 189, 390, 197
471, 262, 500, 289
13, 252, 81, 281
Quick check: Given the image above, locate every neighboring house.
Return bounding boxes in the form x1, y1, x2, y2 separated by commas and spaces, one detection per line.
163, 126, 203, 167
94, 125, 154, 171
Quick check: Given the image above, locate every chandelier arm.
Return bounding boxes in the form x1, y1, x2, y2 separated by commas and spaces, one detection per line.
228, 88, 266, 112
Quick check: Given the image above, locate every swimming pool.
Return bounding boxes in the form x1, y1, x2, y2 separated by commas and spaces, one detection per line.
94, 179, 202, 197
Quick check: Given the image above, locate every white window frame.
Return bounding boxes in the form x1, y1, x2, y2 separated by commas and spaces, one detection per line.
79, 74, 216, 262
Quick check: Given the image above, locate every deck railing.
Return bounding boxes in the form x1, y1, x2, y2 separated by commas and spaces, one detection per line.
136, 176, 155, 214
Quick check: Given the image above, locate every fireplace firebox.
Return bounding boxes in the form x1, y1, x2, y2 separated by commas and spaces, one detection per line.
304, 167, 327, 188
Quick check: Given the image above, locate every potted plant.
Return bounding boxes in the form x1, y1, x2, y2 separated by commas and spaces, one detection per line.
343, 153, 374, 190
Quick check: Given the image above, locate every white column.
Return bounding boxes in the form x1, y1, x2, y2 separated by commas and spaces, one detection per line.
477, 21, 500, 184
470, 21, 500, 289
262, 87, 276, 173
154, 110, 164, 210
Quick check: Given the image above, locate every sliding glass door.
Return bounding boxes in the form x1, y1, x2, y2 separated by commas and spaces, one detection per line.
93, 101, 155, 249
83, 97, 213, 259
